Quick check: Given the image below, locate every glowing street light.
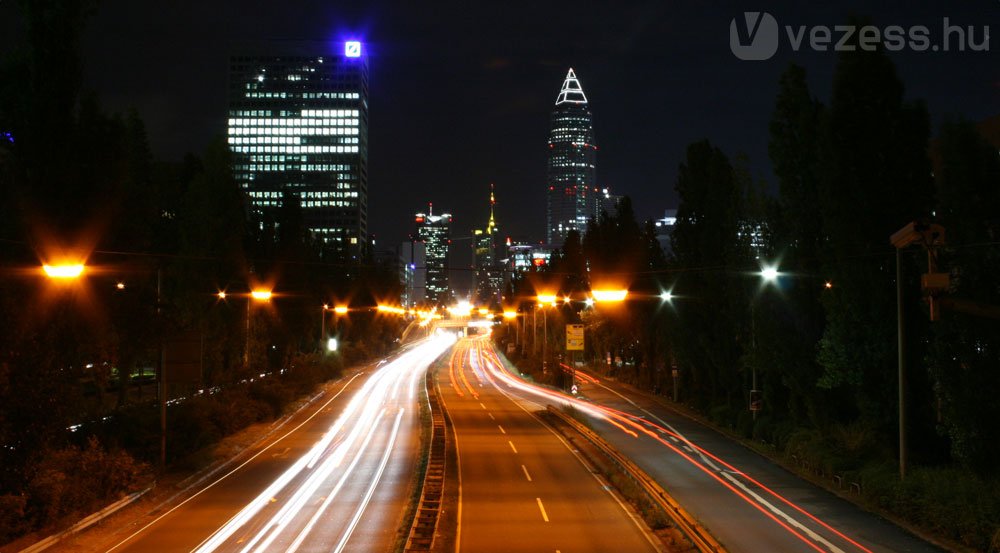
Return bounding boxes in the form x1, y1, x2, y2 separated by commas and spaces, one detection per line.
250, 289, 273, 301
660, 290, 673, 302
448, 301, 474, 317
334, 305, 349, 315
591, 289, 628, 303
536, 293, 557, 305
217, 291, 227, 300
502, 311, 518, 320
42, 263, 85, 279
760, 266, 780, 283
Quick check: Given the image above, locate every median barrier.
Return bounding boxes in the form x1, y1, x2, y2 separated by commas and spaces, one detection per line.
546, 405, 727, 553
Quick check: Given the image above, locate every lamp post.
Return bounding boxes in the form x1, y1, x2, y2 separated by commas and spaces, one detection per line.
537, 294, 557, 374
245, 289, 272, 370
321, 304, 329, 353
750, 265, 780, 419
503, 310, 518, 351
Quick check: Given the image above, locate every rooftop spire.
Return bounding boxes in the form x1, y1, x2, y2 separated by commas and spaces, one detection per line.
555, 68, 588, 105
487, 183, 497, 234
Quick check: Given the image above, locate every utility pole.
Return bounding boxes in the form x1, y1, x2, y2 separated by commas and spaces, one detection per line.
157, 267, 166, 471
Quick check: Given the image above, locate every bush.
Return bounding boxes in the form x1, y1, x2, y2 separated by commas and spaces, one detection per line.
708, 403, 736, 429
23, 437, 147, 530
0, 494, 28, 544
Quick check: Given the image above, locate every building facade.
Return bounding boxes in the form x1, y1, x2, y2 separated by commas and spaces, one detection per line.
227, 42, 369, 260
472, 185, 502, 306
546, 68, 598, 247
400, 240, 427, 307
599, 186, 621, 218
415, 205, 451, 305
654, 209, 677, 256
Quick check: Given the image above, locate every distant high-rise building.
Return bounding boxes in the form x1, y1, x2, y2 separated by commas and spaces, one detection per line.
598, 186, 622, 218
654, 209, 677, 256
504, 238, 552, 273
473, 184, 501, 306
227, 42, 369, 260
416, 205, 451, 305
400, 239, 427, 307
546, 68, 598, 247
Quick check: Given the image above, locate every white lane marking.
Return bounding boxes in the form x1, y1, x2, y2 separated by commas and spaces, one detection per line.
488, 413, 495, 420
104, 373, 363, 553
480, 402, 487, 409
536, 498, 549, 522
669, 436, 680, 443
683, 445, 694, 453
498, 425, 506, 434
720, 471, 846, 553
508, 440, 518, 454
237, 408, 389, 553
330, 408, 406, 553
592, 379, 723, 471
521, 465, 533, 482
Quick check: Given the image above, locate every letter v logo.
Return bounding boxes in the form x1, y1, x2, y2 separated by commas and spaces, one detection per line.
730, 12, 779, 61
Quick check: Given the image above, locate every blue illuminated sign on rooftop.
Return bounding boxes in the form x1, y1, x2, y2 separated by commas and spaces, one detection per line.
345, 41, 362, 58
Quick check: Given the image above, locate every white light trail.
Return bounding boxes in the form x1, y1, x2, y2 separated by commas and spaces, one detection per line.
192, 335, 454, 553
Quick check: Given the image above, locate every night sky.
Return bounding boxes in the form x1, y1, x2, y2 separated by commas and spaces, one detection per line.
1, 1, 996, 252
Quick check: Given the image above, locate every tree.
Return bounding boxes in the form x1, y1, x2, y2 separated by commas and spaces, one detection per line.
815, 42, 934, 440
669, 141, 753, 410
762, 63, 832, 429
927, 119, 1000, 472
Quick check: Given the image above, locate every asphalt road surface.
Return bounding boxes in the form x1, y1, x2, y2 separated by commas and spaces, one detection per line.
437, 337, 661, 553
469, 339, 945, 553
98, 335, 455, 553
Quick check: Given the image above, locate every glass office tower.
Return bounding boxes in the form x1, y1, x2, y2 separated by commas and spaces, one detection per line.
546, 68, 597, 247
415, 205, 451, 305
228, 42, 368, 260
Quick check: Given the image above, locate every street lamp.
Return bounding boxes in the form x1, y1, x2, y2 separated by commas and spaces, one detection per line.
591, 289, 628, 303
42, 262, 85, 279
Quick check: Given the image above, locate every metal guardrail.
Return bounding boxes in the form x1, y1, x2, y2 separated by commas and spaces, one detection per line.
404, 372, 447, 552
18, 485, 154, 553
546, 405, 727, 553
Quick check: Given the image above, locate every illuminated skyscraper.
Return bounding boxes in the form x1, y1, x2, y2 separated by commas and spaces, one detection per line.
228, 41, 368, 260
473, 184, 501, 305
546, 68, 597, 246
415, 204, 451, 305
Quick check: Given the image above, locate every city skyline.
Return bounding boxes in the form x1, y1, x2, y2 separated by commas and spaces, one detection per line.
1, 3, 998, 552
3, 1, 993, 249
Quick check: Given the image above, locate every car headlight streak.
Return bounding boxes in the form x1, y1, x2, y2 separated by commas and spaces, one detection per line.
193, 336, 454, 553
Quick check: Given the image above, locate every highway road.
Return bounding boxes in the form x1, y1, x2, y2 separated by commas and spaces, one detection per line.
467, 338, 945, 553
91, 335, 455, 553
437, 337, 661, 553
568, 368, 946, 553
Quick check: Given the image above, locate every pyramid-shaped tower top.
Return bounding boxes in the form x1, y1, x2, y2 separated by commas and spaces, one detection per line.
555, 68, 588, 105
